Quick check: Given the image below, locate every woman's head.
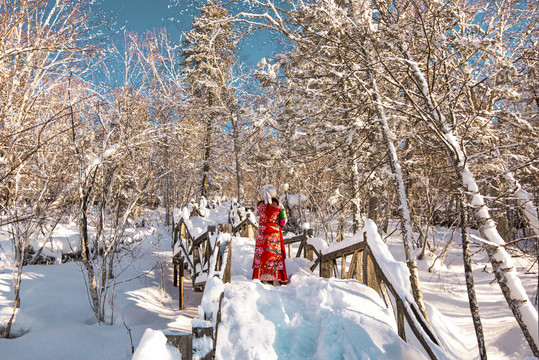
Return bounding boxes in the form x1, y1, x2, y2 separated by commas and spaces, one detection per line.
260, 185, 278, 205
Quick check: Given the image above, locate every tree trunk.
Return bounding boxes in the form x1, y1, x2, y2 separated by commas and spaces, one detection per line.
201, 114, 213, 198
231, 115, 243, 203
460, 194, 488, 360
80, 186, 102, 323
364, 52, 430, 322
3, 237, 25, 339
164, 143, 171, 226
503, 172, 539, 237
397, 46, 539, 356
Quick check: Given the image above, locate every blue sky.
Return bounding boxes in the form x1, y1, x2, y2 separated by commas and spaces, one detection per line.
99, 0, 189, 34
98, 0, 285, 66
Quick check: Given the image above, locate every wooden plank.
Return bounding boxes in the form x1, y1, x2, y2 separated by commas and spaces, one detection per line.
233, 219, 258, 239
204, 238, 213, 266
177, 240, 195, 270
247, 223, 256, 239
321, 241, 366, 261
192, 246, 200, 265
397, 299, 406, 342
341, 255, 347, 279
295, 238, 305, 258
364, 243, 440, 356
378, 280, 393, 311
192, 232, 208, 248
310, 256, 321, 272
283, 234, 306, 245
366, 252, 381, 295
402, 301, 439, 360
173, 224, 178, 248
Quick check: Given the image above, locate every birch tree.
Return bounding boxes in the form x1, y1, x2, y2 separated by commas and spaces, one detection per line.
367, 0, 538, 354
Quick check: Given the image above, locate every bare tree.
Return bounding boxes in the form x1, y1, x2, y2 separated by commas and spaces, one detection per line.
0, 0, 100, 337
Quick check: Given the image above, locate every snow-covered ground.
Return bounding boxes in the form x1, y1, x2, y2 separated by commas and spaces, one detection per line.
0, 205, 537, 359
394, 225, 539, 360
215, 236, 431, 360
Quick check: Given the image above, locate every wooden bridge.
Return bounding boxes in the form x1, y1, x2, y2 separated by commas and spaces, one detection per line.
169, 208, 447, 360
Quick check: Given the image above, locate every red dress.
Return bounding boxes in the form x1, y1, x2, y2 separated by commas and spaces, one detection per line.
252, 201, 288, 283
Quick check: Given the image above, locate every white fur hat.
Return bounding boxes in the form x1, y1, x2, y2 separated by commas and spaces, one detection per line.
260, 185, 277, 205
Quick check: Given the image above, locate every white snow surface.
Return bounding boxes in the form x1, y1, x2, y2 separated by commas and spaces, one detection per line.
215, 236, 428, 360
1, 204, 537, 360
132, 328, 181, 360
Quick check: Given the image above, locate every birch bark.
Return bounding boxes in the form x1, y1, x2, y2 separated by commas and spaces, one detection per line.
396, 46, 539, 356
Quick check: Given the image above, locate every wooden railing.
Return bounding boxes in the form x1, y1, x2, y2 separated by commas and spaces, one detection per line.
172, 210, 446, 360
284, 229, 315, 260
309, 232, 442, 360
172, 218, 232, 308
231, 218, 257, 239
170, 216, 233, 360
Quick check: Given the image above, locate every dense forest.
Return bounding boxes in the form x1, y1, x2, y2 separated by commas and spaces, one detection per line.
1, 0, 537, 355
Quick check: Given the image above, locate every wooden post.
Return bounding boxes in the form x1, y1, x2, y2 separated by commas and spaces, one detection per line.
180, 222, 186, 241
332, 259, 339, 278
173, 258, 178, 287
305, 244, 314, 261
222, 240, 232, 283
214, 292, 225, 350
304, 229, 313, 260
248, 222, 256, 239
179, 258, 184, 310
362, 247, 369, 286
341, 255, 347, 279
164, 331, 192, 360
173, 223, 178, 248
320, 256, 333, 278
347, 251, 358, 279
356, 250, 363, 282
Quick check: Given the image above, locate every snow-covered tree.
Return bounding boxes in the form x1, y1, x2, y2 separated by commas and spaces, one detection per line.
0, 0, 101, 337
365, 0, 538, 355
180, 0, 239, 199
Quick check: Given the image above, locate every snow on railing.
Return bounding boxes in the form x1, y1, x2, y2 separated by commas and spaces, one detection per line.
308, 219, 448, 360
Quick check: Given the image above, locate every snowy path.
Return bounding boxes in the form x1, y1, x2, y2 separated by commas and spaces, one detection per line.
212, 236, 430, 360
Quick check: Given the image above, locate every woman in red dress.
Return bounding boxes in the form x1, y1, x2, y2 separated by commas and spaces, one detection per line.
252, 185, 288, 285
